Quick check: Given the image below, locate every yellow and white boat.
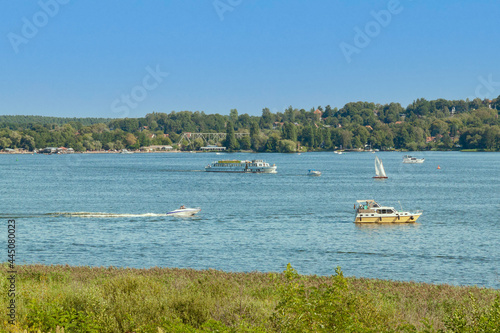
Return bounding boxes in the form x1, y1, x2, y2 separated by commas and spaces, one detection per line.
354, 200, 422, 223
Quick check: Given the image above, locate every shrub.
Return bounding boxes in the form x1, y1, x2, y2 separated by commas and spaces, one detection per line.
26, 300, 100, 332
444, 294, 500, 332
271, 264, 392, 332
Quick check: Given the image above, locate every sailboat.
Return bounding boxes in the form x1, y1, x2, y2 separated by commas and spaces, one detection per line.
373, 156, 388, 179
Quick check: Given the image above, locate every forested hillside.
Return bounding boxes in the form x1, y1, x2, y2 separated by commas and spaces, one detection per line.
0, 115, 112, 127
0, 97, 499, 152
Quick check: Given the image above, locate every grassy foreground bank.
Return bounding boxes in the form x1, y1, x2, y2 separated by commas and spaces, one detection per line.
1, 264, 499, 333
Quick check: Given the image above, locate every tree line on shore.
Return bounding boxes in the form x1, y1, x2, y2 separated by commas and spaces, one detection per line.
0, 96, 499, 152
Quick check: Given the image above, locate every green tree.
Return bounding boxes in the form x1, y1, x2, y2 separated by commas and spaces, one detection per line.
250, 121, 261, 151
300, 126, 314, 148
283, 123, 297, 141
323, 129, 333, 149
430, 120, 449, 136
189, 137, 204, 151
278, 139, 297, 153
260, 108, 274, 129
223, 121, 238, 151
394, 127, 410, 148
20, 135, 36, 151
352, 136, 362, 148
0, 137, 12, 149
251, 134, 267, 152
229, 109, 238, 123
440, 133, 453, 149
124, 133, 137, 148
264, 135, 279, 152
238, 136, 251, 150
284, 106, 296, 122
9, 131, 22, 148
340, 130, 352, 149
353, 126, 370, 146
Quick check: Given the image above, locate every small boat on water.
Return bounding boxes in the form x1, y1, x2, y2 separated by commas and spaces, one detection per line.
205, 160, 277, 173
403, 155, 425, 163
354, 200, 422, 223
373, 156, 388, 179
120, 149, 133, 154
307, 169, 321, 176
167, 206, 201, 217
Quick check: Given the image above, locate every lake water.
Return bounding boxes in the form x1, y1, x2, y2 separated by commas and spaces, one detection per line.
1, 151, 499, 288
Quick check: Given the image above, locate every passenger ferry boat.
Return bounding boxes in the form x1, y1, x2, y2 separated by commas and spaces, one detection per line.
354, 200, 422, 223
205, 159, 277, 173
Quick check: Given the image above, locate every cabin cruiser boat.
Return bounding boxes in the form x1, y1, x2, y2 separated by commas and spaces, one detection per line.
205, 160, 277, 173
166, 207, 201, 217
354, 200, 422, 223
403, 155, 425, 163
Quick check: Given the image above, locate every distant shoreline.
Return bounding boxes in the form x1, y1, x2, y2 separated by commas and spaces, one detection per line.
0, 150, 184, 155
0, 149, 497, 155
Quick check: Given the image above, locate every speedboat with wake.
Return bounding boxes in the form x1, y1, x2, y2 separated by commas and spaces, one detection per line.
166, 206, 201, 217
307, 169, 321, 176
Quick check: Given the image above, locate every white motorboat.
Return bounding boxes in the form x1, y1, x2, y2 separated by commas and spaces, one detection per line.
307, 169, 321, 176
166, 207, 201, 217
120, 149, 133, 154
403, 155, 425, 163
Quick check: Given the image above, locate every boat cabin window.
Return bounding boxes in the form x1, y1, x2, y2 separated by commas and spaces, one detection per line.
377, 209, 394, 214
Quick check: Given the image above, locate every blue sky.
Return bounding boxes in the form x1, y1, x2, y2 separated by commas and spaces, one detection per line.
1, 0, 499, 118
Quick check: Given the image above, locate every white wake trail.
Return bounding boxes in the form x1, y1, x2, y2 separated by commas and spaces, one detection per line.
49, 212, 168, 218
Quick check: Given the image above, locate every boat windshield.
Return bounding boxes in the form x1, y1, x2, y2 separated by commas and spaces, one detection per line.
356, 200, 380, 208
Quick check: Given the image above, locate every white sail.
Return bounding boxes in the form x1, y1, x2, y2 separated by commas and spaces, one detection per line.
374, 156, 387, 178
374, 156, 381, 176
379, 158, 387, 177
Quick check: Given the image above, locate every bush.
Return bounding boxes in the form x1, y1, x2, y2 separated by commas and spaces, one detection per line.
271, 264, 392, 332
444, 294, 500, 332
26, 300, 100, 332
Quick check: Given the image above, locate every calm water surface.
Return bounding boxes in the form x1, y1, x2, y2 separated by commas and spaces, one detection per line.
1, 151, 499, 288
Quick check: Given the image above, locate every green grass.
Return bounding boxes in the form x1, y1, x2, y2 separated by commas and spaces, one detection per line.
0, 264, 498, 332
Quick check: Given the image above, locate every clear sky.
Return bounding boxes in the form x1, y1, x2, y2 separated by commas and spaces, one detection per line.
1, 0, 499, 118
